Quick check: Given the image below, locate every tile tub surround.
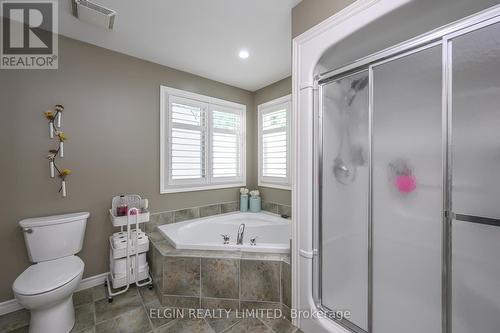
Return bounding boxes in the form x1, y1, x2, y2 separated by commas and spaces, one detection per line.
146, 202, 240, 233
148, 240, 292, 319
262, 201, 292, 218
146, 200, 291, 234
0, 284, 300, 333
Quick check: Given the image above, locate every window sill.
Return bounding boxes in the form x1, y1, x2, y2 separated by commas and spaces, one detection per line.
258, 182, 292, 191
161, 182, 246, 194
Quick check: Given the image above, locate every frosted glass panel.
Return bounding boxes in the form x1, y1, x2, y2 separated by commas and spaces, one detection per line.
372, 46, 442, 333
452, 22, 500, 219
452, 220, 500, 333
451, 21, 500, 333
321, 71, 369, 330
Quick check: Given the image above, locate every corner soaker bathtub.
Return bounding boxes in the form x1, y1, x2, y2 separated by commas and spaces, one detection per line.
157, 211, 291, 253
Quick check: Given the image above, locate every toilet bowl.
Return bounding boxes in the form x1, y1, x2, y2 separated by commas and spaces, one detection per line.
13, 212, 89, 333
14, 256, 84, 333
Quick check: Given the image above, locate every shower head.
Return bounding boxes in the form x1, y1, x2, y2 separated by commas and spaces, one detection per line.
345, 76, 369, 106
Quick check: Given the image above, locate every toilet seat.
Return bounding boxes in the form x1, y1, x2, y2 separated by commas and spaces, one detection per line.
13, 256, 84, 296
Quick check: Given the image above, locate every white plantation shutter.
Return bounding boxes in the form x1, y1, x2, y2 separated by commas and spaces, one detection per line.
161, 87, 246, 193
258, 96, 291, 189
211, 106, 243, 181
169, 96, 207, 183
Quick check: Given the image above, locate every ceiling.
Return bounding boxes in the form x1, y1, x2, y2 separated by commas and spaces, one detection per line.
58, 0, 301, 91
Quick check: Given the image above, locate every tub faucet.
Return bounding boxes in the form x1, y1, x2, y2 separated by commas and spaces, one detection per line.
236, 223, 245, 245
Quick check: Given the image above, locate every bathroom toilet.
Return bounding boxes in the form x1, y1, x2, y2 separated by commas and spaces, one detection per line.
13, 212, 89, 333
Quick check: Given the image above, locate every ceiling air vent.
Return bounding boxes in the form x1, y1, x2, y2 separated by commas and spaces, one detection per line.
72, 0, 116, 30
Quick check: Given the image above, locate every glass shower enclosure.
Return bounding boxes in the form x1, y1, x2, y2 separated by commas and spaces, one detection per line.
313, 8, 500, 333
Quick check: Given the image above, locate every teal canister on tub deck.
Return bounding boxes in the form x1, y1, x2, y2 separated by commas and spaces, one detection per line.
240, 194, 249, 212
249, 196, 261, 212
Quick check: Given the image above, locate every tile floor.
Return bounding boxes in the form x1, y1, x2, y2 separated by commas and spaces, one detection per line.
0, 284, 302, 333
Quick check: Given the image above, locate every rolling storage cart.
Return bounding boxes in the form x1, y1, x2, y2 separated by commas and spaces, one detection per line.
105, 195, 153, 302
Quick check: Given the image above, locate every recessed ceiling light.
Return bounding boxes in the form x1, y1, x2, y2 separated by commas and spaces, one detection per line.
238, 50, 249, 59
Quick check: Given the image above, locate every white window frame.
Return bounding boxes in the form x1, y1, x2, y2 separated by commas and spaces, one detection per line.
160, 86, 246, 193
258, 94, 291, 190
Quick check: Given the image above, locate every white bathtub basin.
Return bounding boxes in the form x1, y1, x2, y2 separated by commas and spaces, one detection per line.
157, 211, 291, 253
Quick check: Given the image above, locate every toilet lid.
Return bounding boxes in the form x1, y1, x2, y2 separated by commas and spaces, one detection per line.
13, 256, 84, 296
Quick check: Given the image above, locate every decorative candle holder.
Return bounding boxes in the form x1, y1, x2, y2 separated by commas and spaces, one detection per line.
249, 190, 261, 213
240, 187, 249, 212
249, 196, 261, 213
240, 194, 249, 212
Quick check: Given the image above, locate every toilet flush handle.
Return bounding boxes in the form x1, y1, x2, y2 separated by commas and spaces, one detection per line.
23, 228, 33, 234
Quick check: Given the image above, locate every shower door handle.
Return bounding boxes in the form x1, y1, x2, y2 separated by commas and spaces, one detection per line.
449, 212, 500, 227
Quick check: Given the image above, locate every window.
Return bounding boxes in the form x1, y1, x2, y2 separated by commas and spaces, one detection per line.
160, 86, 246, 193
258, 95, 291, 190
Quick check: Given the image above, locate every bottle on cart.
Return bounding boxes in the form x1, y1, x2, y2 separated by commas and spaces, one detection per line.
116, 195, 128, 217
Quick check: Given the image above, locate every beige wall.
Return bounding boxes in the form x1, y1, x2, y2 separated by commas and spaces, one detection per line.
253, 77, 292, 206
0, 36, 255, 302
292, 0, 355, 38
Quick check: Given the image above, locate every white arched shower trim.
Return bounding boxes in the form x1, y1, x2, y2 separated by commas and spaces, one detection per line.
291, 1, 411, 332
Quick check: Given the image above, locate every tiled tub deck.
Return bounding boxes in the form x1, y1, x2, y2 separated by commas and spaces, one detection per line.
146, 203, 294, 331
146, 202, 291, 308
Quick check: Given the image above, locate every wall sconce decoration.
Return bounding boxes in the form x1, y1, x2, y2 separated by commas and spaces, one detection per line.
43, 104, 71, 197
59, 169, 72, 197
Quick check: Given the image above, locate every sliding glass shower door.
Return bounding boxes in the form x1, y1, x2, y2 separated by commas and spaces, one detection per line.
315, 7, 500, 333
320, 71, 369, 332
371, 45, 443, 333
450, 20, 500, 333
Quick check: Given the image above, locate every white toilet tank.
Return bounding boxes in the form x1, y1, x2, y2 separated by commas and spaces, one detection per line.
19, 212, 89, 263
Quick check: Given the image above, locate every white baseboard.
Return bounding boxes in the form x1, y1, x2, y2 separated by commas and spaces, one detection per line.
0, 272, 109, 316
0, 299, 22, 316
76, 272, 109, 292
